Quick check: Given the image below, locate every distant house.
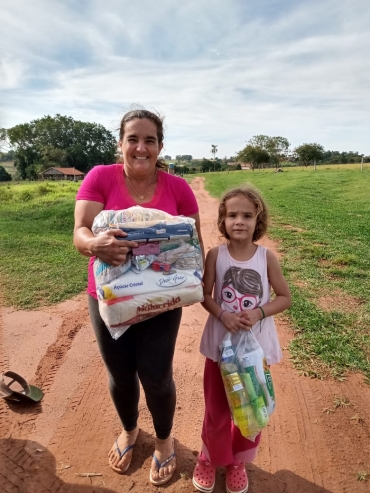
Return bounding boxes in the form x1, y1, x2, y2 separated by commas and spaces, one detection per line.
228, 162, 252, 170
40, 167, 84, 181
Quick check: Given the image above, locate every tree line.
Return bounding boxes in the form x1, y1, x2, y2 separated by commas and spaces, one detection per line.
1, 114, 117, 180
166, 138, 369, 174
1, 115, 369, 181
235, 136, 370, 171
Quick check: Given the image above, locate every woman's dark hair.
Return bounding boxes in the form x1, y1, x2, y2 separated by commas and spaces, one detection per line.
119, 109, 166, 169
217, 185, 269, 242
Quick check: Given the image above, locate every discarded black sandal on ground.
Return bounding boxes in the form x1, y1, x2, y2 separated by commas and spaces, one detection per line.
0, 371, 44, 403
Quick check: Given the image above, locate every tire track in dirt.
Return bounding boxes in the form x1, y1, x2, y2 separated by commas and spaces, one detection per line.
33, 302, 89, 391
0, 298, 89, 443
0, 291, 28, 442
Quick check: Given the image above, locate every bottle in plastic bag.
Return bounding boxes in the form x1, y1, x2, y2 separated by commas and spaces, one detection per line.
220, 338, 238, 375
261, 355, 275, 415
220, 339, 261, 439
240, 371, 269, 427
237, 346, 274, 419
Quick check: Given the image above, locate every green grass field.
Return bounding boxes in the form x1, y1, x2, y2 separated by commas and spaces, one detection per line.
0, 181, 88, 307
1, 166, 369, 379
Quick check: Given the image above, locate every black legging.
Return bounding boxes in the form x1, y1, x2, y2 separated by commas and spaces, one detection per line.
88, 295, 182, 439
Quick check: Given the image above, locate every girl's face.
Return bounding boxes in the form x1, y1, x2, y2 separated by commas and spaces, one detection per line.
224, 194, 257, 244
221, 285, 259, 312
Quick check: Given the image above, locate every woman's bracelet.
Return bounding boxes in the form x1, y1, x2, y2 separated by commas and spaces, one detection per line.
218, 309, 226, 321
258, 306, 266, 319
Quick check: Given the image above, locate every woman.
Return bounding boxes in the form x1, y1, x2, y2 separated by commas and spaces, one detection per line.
74, 109, 204, 485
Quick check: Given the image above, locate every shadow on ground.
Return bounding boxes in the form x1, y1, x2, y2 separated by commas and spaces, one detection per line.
0, 436, 337, 493
246, 464, 335, 493
0, 438, 117, 493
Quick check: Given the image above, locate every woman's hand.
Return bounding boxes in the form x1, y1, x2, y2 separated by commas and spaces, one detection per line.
91, 229, 138, 266
220, 311, 251, 334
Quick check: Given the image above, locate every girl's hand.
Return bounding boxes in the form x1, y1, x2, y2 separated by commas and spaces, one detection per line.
92, 229, 138, 266
239, 309, 262, 328
220, 311, 251, 333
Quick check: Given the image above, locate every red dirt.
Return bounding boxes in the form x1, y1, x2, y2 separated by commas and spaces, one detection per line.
1, 177, 370, 493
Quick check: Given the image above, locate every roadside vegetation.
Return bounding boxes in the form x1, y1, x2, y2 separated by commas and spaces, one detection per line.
0, 181, 87, 307
1, 165, 369, 380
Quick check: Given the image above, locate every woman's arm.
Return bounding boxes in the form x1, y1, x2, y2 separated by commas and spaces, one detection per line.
202, 247, 249, 333
241, 249, 291, 326
73, 200, 138, 266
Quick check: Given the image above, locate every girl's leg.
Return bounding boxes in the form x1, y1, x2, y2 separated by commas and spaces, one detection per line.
193, 360, 218, 493
201, 358, 235, 466
201, 359, 259, 466
232, 426, 261, 463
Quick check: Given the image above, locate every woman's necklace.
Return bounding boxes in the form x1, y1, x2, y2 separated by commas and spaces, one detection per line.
126, 172, 157, 200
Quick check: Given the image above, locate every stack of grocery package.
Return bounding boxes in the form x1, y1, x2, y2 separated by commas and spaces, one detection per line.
219, 331, 275, 440
92, 206, 204, 338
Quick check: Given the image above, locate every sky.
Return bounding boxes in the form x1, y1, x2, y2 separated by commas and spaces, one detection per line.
1, 0, 370, 158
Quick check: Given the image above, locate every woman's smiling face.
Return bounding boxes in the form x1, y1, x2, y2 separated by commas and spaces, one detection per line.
120, 118, 163, 177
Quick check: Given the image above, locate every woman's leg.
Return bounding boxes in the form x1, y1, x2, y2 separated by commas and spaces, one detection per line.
136, 308, 181, 438
88, 295, 140, 429
135, 308, 182, 482
88, 296, 140, 472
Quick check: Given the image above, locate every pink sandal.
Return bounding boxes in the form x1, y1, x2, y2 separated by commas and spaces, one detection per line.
192, 454, 216, 492
226, 461, 248, 493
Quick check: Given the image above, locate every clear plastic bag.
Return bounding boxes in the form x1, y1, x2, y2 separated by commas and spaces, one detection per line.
92, 207, 204, 339
219, 330, 276, 440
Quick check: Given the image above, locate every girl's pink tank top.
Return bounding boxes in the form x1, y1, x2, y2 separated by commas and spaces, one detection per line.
199, 244, 282, 365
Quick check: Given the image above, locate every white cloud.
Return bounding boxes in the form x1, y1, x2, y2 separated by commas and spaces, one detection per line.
0, 57, 27, 89
1, 0, 370, 156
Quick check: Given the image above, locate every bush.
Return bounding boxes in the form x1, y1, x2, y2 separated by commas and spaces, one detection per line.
37, 184, 52, 196
0, 165, 12, 182
0, 186, 13, 201
18, 190, 33, 202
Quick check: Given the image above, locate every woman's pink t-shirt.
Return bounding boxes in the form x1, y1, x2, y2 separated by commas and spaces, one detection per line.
76, 164, 199, 298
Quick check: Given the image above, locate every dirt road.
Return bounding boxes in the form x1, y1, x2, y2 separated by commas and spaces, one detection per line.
1, 177, 369, 493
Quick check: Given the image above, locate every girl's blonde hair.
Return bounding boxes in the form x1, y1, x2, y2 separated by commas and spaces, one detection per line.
217, 185, 269, 242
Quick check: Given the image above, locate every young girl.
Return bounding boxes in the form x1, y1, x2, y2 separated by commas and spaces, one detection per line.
193, 186, 291, 493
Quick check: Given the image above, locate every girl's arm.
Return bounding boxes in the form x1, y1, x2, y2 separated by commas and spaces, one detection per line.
241, 249, 291, 326
202, 247, 250, 333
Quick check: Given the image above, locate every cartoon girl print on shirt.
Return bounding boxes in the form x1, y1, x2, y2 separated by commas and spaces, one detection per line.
219, 266, 263, 313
